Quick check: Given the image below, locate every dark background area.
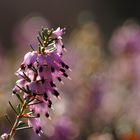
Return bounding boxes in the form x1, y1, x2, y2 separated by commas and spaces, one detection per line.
0, 0, 140, 49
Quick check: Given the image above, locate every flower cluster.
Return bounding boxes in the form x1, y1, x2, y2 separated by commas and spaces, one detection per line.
12, 27, 71, 135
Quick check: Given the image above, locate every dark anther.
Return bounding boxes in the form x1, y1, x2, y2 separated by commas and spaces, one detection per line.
65, 64, 69, 69
48, 100, 52, 108
61, 62, 65, 67
36, 129, 39, 134
57, 77, 62, 82
41, 77, 45, 84
12, 89, 17, 94
31, 109, 35, 113
60, 68, 65, 73
17, 85, 29, 94
50, 81, 56, 87
37, 113, 40, 117
38, 126, 41, 131
43, 93, 48, 101
27, 64, 32, 68
21, 64, 25, 70
44, 64, 48, 67
51, 67, 55, 73
26, 85, 30, 92
63, 73, 68, 77
45, 112, 49, 118
33, 92, 36, 96
39, 66, 43, 72
53, 89, 60, 97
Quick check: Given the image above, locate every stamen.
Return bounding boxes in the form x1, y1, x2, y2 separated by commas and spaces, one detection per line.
36, 129, 39, 134
43, 93, 48, 101
48, 100, 52, 108
50, 81, 56, 87
60, 68, 65, 73
45, 112, 49, 118
37, 113, 40, 118
57, 77, 62, 81
63, 73, 68, 77
61, 62, 65, 67
51, 67, 55, 72
53, 89, 60, 97
57, 77, 64, 84
28, 64, 32, 68
65, 64, 69, 69
39, 66, 43, 73
41, 77, 45, 84
21, 64, 25, 70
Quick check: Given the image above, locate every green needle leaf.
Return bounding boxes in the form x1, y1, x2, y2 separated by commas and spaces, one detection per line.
5, 114, 13, 126
17, 121, 26, 128
16, 104, 21, 115
16, 94, 23, 103
8, 101, 18, 115
16, 126, 32, 131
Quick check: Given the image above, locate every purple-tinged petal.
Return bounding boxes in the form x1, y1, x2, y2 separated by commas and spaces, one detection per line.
28, 118, 42, 136
22, 51, 37, 67
13, 79, 26, 94
53, 27, 65, 38
55, 39, 64, 55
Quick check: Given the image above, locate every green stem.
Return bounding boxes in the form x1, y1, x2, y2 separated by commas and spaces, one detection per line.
8, 100, 27, 140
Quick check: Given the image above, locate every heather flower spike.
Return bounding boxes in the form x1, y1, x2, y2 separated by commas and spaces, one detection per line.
1, 27, 71, 140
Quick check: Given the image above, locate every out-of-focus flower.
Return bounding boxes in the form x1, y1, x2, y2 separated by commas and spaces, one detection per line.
97, 22, 140, 136
87, 133, 113, 140
65, 21, 104, 121
109, 21, 140, 56
121, 131, 140, 140
48, 117, 79, 140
